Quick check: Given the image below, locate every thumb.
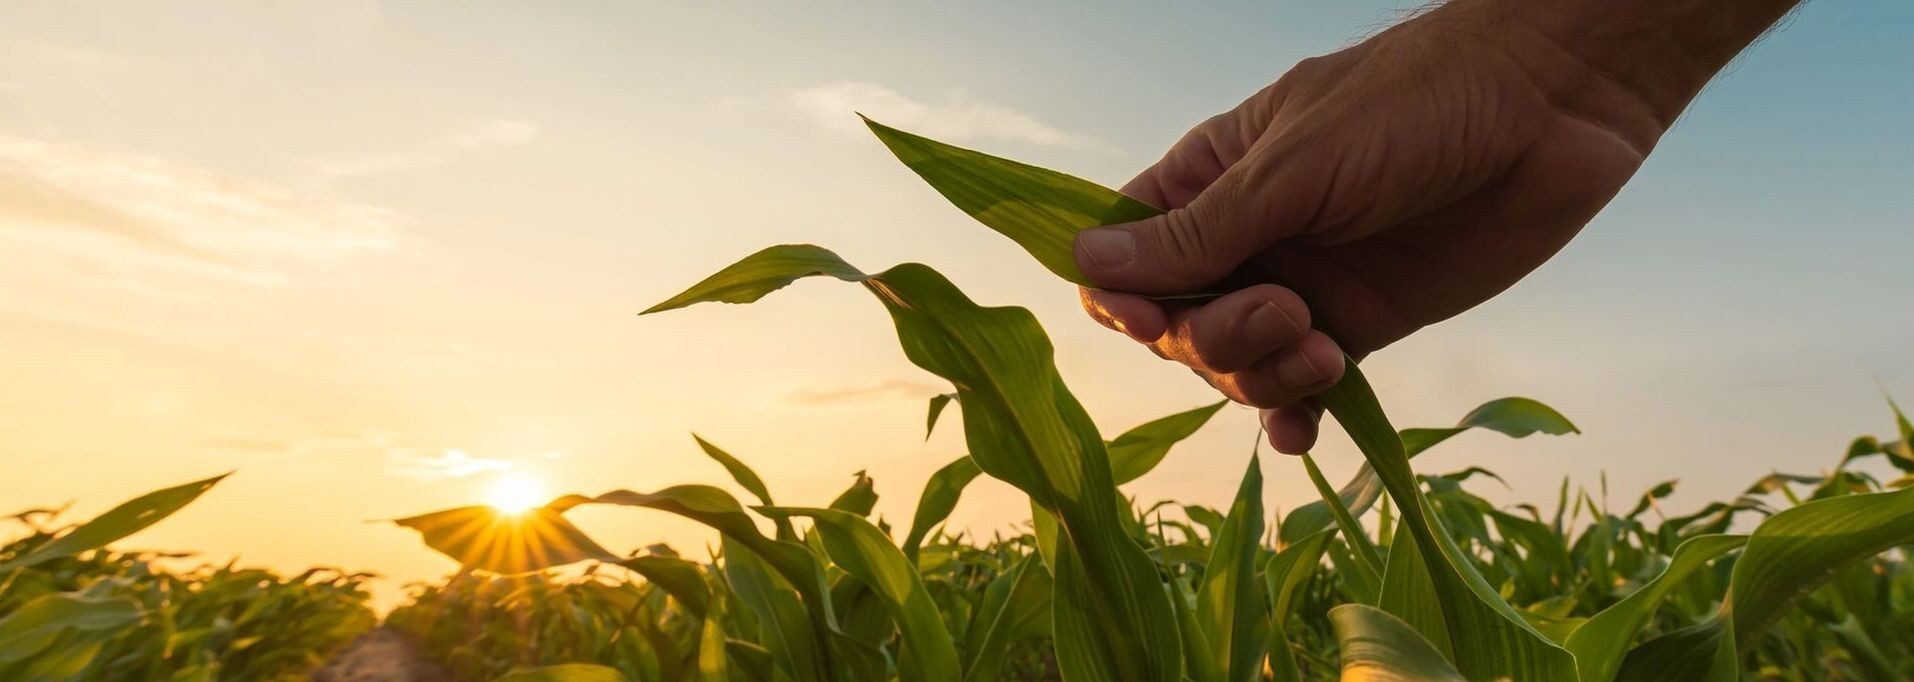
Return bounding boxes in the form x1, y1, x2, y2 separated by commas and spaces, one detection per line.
1073, 150, 1316, 295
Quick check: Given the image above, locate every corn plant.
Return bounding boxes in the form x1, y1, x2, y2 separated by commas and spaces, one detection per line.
384, 118, 1914, 681
1, 475, 376, 680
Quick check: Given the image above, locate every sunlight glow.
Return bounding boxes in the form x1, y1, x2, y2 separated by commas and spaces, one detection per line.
483, 473, 548, 515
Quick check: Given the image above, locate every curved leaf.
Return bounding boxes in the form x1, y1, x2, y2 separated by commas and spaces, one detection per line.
0, 593, 142, 663
1283, 398, 1576, 544
391, 502, 617, 574
495, 664, 630, 682
863, 117, 1158, 284
2, 474, 226, 570
903, 455, 983, 562
1566, 533, 1744, 682
1108, 401, 1229, 485
1196, 455, 1268, 682
642, 244, 865, 314
649, 247, 1183, 680
761, 506, 960, 682
1328, 604, 1467, 682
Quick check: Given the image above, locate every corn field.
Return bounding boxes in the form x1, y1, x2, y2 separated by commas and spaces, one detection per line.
5, 121, 1914, 681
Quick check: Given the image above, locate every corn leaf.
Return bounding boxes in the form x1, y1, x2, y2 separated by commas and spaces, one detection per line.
391, 502, 618, 574
827, 471, 879, 517
1300, 453, 1383, 585
1108, 401, 1229, 485
1197, 455, 1269, 682
591, 487, 839, 680
1617, 484, 1914, 679
649, 247, 1184, 680
1265, 529, 1335, 682
495, 664, 630, 682
1565, 534, 1745, 682
1376, 522, 1449, 661
903, 455, 984, 562
617, 555, 713, 620
720, 535, 830, 682
1284, 398, 1576, 544
864, 117, 1158, 284
760, 506, 961, 681
926, 393, 958, 440
962, 554, 1053, 682
0, 593, 143, 663
1319, 368, 1579, 679
1, 474, 226, 570
1329, 604, 1468, 682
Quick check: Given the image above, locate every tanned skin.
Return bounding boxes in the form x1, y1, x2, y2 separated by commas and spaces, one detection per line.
1073, 0, 1804, 453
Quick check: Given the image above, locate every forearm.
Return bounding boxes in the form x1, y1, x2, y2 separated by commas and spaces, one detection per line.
1468, 0, 1804, 123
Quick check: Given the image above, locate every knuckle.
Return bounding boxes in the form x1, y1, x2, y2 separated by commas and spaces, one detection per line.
1148, 210, 1221, 287
1249, 285, 1311, 331
1228, 373, 1294, 409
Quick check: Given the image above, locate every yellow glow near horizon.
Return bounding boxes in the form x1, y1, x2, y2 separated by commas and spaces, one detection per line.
483, 473, 548, 515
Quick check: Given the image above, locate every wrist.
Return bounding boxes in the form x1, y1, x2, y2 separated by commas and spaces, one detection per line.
1455, 0, 1801, 123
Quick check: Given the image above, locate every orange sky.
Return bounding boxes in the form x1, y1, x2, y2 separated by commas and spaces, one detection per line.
4, 2, 1911, 611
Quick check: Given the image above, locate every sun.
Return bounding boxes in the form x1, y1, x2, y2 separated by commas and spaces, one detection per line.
483, 473, 548, 515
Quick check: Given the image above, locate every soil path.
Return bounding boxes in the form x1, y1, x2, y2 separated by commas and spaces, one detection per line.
311, 628, 451, 682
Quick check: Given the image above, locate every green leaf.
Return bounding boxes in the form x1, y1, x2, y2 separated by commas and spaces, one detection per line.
827, 471, 879, 517
1729, 484, 1914, 648
649, 247, 1183, 680
495, 664, 630, 682
1397, 397, 1580, 454
1318, 366, 1578, 680
962, 554, 1053, 682
1617, 484, 1914, 679
693, 435, 797, 540
1283, 397, 1576, 544
0, 593, 143, 663
617, 554, 712, 620
1264, 529, 1335, 682
390, 501, 618, 574
590, 486, 837, 681
1328, 604, 1468, 682
760, 506, 961, 682
1565, 534, 1745, 682
863, 116, 1159, 284
1, 474, 226, 570
1299, 453, 1383, 585
926, 393, 958, 440
697, 603, 730, 682
642, 244, 866, 315
1196, 455, 1269, 682
1108, 401, 1229, 485
1625, 480, 1678, 520
1375, 522, 1449, 661
902, 455, 984, 562
719, 535, 829, 682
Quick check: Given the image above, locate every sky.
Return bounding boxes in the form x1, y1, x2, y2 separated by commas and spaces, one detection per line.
2, 1, 1911, 611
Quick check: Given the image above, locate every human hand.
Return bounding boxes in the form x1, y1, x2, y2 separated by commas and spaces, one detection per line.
1074, 0, 1793, 453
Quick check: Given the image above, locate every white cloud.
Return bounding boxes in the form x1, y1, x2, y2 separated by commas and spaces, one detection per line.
316, 118, 539, 177
386, 448, 515, 480
0, 134, 405, 283
786, 82, 1101, 150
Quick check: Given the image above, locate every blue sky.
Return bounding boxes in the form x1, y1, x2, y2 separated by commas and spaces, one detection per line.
0, 1, 1908, 607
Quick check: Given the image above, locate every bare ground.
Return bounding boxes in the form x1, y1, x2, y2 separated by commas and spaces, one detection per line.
311, 628, 451, 682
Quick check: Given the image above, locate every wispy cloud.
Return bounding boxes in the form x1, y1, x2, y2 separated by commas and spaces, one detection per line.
385, 448, 515, 480
315, 118, 540, 178
0, 134, 405, 283
786, 378, 942, 406
786, 82, 1102, 150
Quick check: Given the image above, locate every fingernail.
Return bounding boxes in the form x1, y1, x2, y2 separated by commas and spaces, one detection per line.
1245, 301, 1298, 346
1076, 228, 1135, 269
1275, 349, 1327, 388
